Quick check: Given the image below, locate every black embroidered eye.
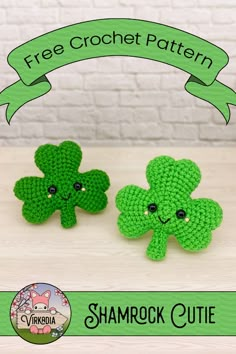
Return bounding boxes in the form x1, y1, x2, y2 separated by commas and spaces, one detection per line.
148, 203, 158, 213
48, 185, 57, 194
176, 209, 186, 219
73, 182, 82, 191
44, 306, 47, 310
35, 306, 37, 310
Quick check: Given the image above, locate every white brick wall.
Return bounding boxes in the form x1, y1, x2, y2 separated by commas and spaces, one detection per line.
0, 0, 235, 146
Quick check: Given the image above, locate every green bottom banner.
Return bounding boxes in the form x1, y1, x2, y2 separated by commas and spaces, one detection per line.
2, 292, 236, 336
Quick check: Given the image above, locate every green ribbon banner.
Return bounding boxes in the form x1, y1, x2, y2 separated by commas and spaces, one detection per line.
2, 291, 236, 336
0, 18, 236, 124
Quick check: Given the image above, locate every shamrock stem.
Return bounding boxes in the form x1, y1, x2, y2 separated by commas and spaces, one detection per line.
146, 229, 168, 261
60, 204, 77, 228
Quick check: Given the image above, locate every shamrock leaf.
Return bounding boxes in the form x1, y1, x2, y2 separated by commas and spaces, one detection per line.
116, 156, 223, 261
14, 141, 110, 228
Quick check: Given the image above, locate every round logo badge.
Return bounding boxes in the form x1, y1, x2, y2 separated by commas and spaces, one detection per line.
10, 283, 71, 345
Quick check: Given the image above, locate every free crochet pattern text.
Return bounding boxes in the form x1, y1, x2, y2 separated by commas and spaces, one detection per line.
23, 31, 213, 70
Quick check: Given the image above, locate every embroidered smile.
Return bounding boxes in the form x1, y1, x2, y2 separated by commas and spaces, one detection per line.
158, 216, 170, 224
61, 193, 71, 201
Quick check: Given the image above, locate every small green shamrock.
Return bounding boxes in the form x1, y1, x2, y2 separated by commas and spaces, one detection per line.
116, 156, 223, 261
14, 141, 110, 228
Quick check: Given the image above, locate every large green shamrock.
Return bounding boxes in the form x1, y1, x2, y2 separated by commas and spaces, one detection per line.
14, 141, 110, 228
116, 156, 223, 260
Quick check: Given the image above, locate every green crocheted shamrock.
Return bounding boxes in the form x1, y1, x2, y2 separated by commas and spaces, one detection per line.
14, 141, 110, 228
116, 156, 223, 261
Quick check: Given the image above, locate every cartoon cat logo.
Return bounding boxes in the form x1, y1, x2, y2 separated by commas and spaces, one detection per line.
10, 283, 71, 345
25, 290, 56, 334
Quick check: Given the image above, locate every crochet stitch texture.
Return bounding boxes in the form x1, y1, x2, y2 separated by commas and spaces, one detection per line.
116, 156, 223, 260
14, 141, 110, 228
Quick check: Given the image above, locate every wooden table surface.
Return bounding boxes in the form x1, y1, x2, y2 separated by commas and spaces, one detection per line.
0, 147, 236, 353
